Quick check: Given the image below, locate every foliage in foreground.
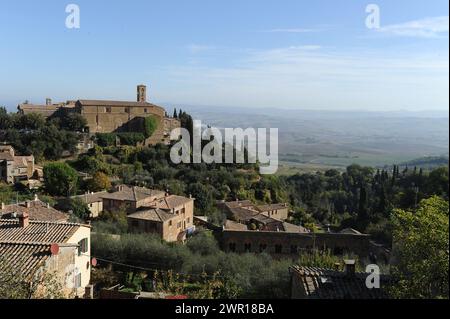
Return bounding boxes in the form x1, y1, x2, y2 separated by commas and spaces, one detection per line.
390, 196, 449, 299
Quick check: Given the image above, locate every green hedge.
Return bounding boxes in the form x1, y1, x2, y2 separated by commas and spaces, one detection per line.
143, 116, 158, 138
96, 132, 145, 146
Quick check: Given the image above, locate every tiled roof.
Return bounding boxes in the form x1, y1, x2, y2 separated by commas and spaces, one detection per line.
221, 200, 254, 210
13, 156, 34, 168
149, 195, 193, 210
1, 200, 69, 222
256, 203, 288, 212
282, 222, 310, 233
78, 100, 163, 108
73, 191, 108, 204
128, 208, 175, 222
0, 242, 52, 278
0, 152, 14, 161
229, 207, 260, 222
100, 186, 165, 202
223, 220, 248, 231
290, 265, 389, 299
0, 220, 82, 243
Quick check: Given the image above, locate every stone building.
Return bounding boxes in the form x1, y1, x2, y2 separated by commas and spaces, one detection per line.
71, 191, 108, 219
127, 194, 195, 242
0, 214, 91, 298
17, 84, 180, 145
217, 200, 290, 223
101, 185, 166, 213
0, 145, 36, 184
220, 228, 371, 257
1, 195, 69, 222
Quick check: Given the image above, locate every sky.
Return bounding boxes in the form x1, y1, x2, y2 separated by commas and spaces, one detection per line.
0, 0, 448, 112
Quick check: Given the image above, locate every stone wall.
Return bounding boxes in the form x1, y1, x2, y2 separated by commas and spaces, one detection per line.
220, 230, 371, 257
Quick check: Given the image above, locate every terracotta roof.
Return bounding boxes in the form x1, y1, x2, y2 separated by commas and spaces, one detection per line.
256, 203, 288, 212
149, 195, 193, 210
100, 186, 165, 202
0, 220, 84, 243
221, 200, 254, 210
282, 222, 310, 233
0, 242, 52, 279
77, 100, 163, 108
0, 152, 14, 161
73, 191, 108, 204
290, 265, 389, 299
13, 156, 34, 168
128, 208, 175, 223
229, 207, 260, 222
1, 200, 69, 223
223, 220, 248, 231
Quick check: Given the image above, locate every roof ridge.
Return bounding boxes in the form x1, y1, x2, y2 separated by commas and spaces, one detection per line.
0, 219, 89, 228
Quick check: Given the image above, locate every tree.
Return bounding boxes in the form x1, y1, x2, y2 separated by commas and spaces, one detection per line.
43, 162, 79, 196
86, 171, 111, 192
390, 196, 449, 299
59, 197, 91, 220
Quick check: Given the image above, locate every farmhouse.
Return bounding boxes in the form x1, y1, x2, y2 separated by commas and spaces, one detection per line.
0, 214, 92, 298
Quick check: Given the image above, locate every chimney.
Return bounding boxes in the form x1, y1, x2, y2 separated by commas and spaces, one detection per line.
26, 201, 31, 208
1, 202, 4, 210
34, 194, 39, 201
344, 259, 356, 277
19, 212, 30, 228
137, 84, 147, 102
46, 98, 52, 106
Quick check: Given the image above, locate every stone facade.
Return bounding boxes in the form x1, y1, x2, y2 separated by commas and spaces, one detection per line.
220, 229, 371, 257
17, 85, 180, 146
0, 145, 35, 184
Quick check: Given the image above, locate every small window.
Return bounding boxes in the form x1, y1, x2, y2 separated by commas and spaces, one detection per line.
105, 107, 111, 113
144, 108, 148, 113
78, 238, 89, 256
275, 245, 283, 254
169, 220, 173, 226
259, 244, 267, 253
74, 273, 82, 288
187, 217, 190, 223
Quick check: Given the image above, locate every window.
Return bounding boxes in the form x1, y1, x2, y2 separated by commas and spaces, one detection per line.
125, 107, 131, 113
275, 245, 283, 254
74, 273, 82, 288
105, 107, 111, 113
244, 243, 251, 252
229, 243, 236, 252
187, 217, 190, 223
144, 108, 148, 113
78, 238, 89, 256
169, 220, 173, 227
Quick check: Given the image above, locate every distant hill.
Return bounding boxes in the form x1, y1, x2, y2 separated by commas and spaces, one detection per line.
394, 156, 449, 171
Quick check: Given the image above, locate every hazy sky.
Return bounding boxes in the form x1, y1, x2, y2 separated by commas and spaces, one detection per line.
0, 0, 448, 111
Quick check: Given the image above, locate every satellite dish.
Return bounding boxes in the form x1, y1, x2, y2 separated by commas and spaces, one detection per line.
50, 243, 60, 255
91, 257, 98, 267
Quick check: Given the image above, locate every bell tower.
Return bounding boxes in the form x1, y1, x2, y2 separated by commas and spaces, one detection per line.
137, 84, 147, 103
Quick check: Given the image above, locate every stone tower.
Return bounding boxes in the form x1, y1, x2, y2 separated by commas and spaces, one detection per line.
137, 84, 147, 103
